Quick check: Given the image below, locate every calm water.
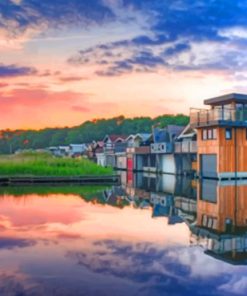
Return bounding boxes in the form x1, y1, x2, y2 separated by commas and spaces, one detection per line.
0, 172, 247, 296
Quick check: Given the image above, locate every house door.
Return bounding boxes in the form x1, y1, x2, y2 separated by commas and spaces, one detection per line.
200, 154, 217, 178
127, 158, 133, 171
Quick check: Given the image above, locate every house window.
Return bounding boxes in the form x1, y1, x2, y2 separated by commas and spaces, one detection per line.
202, 129, 207, 140
225, 128, 232, 140
212, 128, 217, 139
208, 129, 212, 139
201, 214, 218, 230
202, 128, 217, 140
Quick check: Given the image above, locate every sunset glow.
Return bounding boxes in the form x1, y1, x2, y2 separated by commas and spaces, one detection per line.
1, 1, 247, 129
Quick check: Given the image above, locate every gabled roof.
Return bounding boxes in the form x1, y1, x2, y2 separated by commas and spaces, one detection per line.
103, 134, 128, 143
152, 125, 185, 143
126, 133, 152, 142
177, 124, 197, 140
166, 125, 185, 137
135, 133, 152, 142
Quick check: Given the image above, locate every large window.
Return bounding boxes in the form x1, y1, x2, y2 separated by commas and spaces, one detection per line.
202, 128, 217, 140
225, 128, 232, 140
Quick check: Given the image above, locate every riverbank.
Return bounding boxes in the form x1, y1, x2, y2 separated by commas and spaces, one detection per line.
0, 152, 114, 179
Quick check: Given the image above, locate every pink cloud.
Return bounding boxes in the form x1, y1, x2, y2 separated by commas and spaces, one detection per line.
0, 88, 90, 129
0, 82, 8, 88
59, 76, 88, 82
0, 88, 118, 129
72, 105, 91, 112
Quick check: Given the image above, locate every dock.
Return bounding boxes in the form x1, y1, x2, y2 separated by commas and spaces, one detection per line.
0, 175, 120, 186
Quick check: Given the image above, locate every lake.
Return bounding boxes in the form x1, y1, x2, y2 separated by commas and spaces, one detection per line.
0, 172, 247, 296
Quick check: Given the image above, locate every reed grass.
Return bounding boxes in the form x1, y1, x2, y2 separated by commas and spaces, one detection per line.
0, 151, 113, 177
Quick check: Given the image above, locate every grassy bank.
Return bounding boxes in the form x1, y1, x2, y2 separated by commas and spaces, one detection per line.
0, 152, 113, 177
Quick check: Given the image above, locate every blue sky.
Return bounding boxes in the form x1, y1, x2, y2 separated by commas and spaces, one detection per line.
1, 0, 247, 129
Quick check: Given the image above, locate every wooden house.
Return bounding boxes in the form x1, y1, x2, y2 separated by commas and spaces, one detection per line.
190, 93, 247, 179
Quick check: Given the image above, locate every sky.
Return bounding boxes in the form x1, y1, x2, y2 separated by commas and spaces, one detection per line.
1, 0, 247, 129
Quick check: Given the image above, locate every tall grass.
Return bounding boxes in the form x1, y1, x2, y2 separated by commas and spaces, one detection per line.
0, 151, 113, 177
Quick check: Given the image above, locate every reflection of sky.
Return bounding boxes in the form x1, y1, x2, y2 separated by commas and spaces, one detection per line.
0, 193, 247, 295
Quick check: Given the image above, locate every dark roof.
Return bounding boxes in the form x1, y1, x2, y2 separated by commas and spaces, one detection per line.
204, 93, 247, 106
166, 125, 185, 136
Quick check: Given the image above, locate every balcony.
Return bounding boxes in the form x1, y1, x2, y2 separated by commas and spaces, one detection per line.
126, 146, 150, 154
151, 142, 173, 154
174, 141, 197, 153
190, 107, 247, 128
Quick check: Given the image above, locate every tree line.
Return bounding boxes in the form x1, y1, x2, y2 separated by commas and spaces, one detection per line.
0, 114, 189, 154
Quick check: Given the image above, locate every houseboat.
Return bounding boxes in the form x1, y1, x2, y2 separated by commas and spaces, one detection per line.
190, 179, 247, 265
190, 93, 247, 180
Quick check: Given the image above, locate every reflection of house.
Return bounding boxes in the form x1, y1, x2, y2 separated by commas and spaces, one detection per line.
103, 187, 129, 208
191, 179, 247, 265
190, 93, 247, 179
151, 193, 183, 224
197, 179, 247, 233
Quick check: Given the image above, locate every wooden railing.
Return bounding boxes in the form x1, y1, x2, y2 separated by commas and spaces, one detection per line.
190, 107, 247, 127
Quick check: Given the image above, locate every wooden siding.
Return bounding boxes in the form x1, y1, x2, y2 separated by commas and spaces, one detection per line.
197, 127, 247, 173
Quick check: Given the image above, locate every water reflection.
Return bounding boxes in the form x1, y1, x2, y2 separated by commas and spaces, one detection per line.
0, 174, 247, 295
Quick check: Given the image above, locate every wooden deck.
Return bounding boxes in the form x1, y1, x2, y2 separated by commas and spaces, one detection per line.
0, 175, 120, 186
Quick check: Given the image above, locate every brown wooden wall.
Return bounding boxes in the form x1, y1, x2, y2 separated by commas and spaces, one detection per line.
197, 183, 247, 232
197, 127, 247, 173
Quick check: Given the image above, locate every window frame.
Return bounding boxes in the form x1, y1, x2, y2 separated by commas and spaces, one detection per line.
202, 129, 207, 140
212, 128, 217, 140
202, 128, 217, 140
225, 128, 232, 140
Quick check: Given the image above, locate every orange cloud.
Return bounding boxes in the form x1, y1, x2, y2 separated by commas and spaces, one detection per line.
0, 88, 118, 129
0, 88, 89, 129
